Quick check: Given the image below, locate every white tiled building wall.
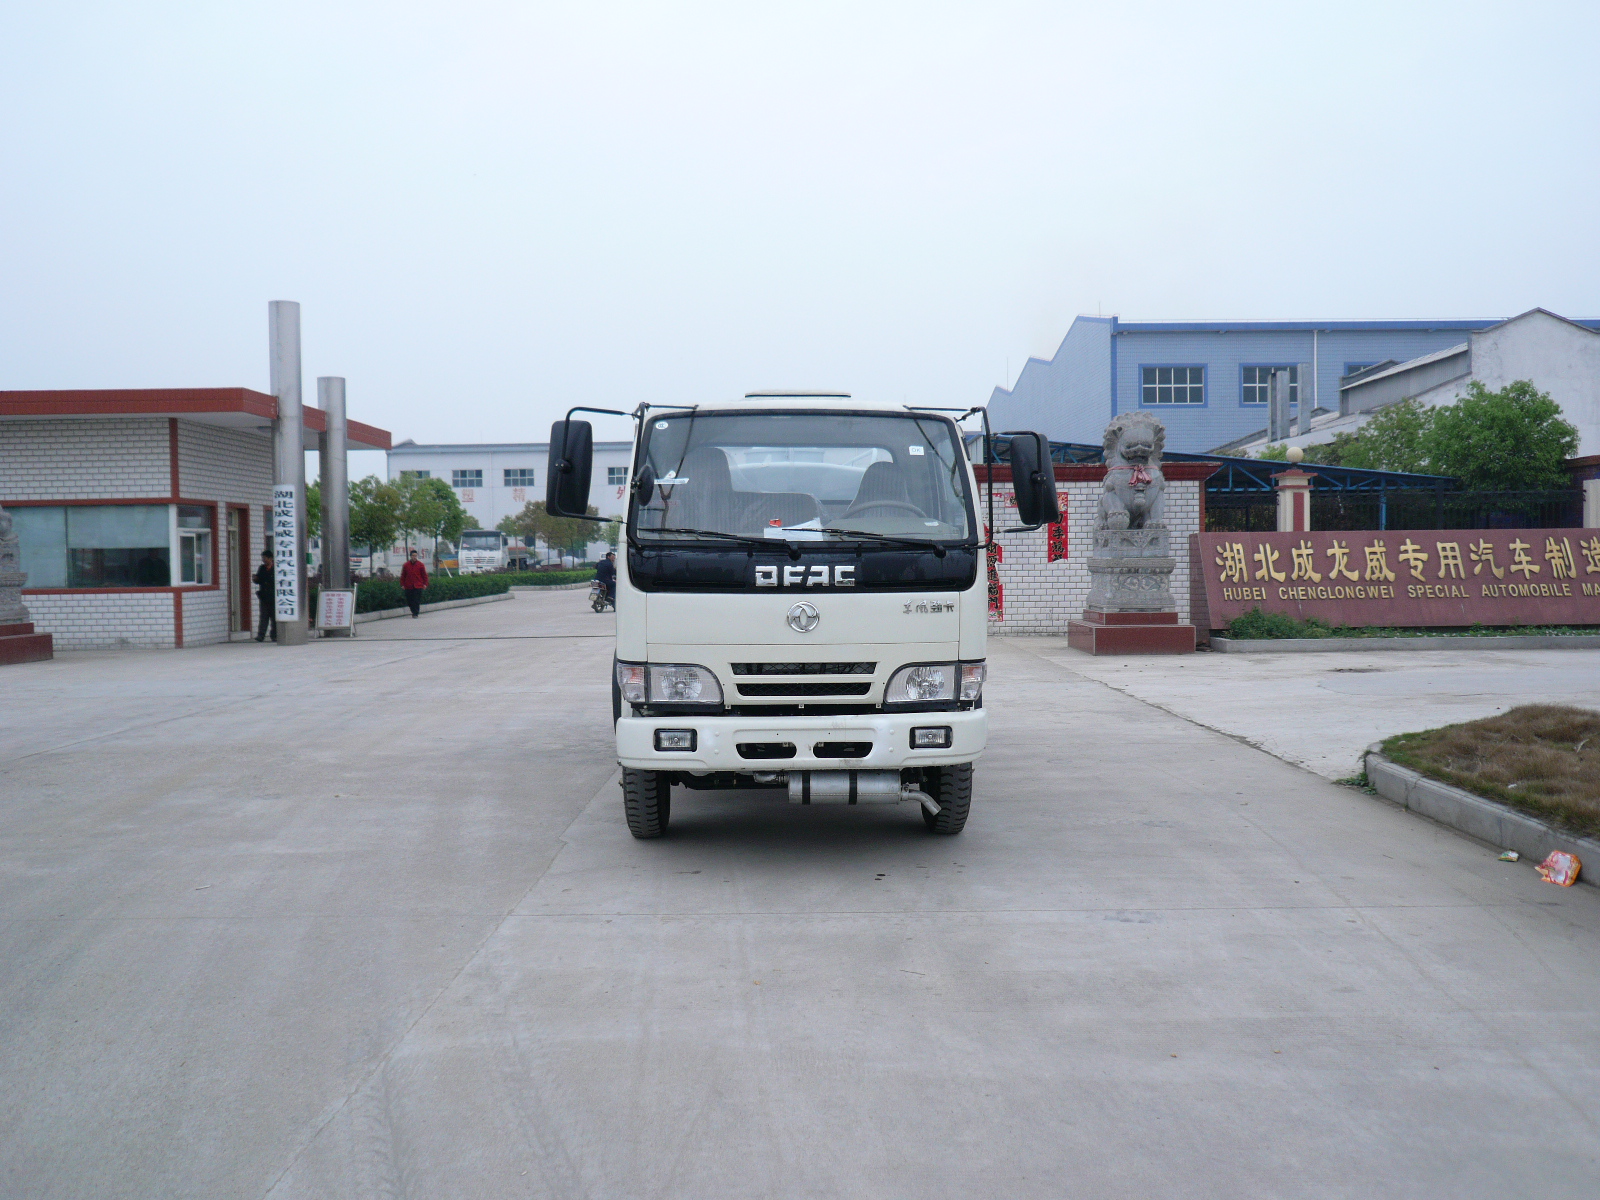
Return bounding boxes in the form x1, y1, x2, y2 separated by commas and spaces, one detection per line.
175, 420, 273, 646
4, 417, 275, 649
23, 593, 175, 651
983, 476, 1202, 635
0, 418, 170, 498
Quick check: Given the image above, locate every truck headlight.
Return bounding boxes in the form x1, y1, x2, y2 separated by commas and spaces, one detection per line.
649, 664, 723, 704
885, 663, 955, 703
959, 661, 987, 701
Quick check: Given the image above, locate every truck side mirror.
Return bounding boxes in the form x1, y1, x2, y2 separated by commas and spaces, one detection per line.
546, 420, 593, 517
634, 462, 655, 508
1007, 431, 1061, 528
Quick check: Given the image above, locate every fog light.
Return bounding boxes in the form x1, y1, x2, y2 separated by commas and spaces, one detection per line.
910, 726, 952, 749
655, 728, 696, 751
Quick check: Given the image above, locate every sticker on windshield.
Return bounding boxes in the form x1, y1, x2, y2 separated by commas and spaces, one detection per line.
908, 445, 924, 455
656, 475, 689, 486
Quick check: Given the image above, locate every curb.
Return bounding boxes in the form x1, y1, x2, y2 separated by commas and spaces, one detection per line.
1212, 634, 1600, 653
509, 581, 593, 593
1363, 747, 1599, 886
350, 591, 514, 625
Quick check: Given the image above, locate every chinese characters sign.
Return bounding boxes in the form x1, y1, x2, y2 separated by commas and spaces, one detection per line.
272, 484, 300, 621
1195, 529, 1600, 628
318, 589, 354, 629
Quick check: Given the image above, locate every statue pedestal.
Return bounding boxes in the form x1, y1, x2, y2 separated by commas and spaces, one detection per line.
0, 621, 53, 665
1068, 525, 1195, 655
1068, 608, 1195, 655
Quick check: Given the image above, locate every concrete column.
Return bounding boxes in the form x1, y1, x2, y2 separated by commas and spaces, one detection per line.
269, 301, 308, 645
1273, 467, 1316, 532
317, 377, 351, 593
1584, 478, 1600, 528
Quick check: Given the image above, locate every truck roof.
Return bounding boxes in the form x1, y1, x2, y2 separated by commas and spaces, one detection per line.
659, 394, 960, 416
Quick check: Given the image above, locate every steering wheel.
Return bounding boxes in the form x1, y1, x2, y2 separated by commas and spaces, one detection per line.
841, 499, 925, 521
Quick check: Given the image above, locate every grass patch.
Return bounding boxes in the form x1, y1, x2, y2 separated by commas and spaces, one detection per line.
1382, 705, 1600, 838
1224, 607, 1599, 641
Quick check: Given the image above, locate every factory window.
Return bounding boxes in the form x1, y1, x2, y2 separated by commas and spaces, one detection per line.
1140, 366, 1205, 405
11, 504, 173, 588
177, 506, 212, 586
607, 466, 628, 485
504, 468, 536, 487
451, 470, 483, 489
1241, 365, 1298, 406
413, 470, 430, 479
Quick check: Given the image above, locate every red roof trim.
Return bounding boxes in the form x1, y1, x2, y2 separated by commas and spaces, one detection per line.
0, 388, 392, 450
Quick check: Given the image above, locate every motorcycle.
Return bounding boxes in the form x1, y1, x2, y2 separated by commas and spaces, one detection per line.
589, 579, 614, 613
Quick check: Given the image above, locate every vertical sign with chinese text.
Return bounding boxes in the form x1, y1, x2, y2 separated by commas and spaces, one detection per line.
273, 484, 300, 620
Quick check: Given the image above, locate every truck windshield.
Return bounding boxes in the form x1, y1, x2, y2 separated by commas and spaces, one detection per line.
634, 411, 973, 545
460, 532, 501, 549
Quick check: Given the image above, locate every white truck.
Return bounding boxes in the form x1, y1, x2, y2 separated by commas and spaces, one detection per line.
458, 529, 508, 574
545, 394, 1059, 839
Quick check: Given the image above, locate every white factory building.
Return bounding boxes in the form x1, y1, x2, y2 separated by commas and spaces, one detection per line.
386, 440, 634, 531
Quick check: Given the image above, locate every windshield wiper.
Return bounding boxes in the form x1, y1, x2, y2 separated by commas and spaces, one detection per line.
643, 526, 788, 551
797, 527, 950, 558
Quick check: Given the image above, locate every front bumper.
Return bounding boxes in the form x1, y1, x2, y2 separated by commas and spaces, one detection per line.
616, 708, 987, 772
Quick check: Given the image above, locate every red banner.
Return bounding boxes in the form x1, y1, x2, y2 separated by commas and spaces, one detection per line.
1192, 529, 1600, 629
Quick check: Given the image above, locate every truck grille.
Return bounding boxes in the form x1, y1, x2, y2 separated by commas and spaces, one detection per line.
731, 662, 876, 675
735, 682, 873, 698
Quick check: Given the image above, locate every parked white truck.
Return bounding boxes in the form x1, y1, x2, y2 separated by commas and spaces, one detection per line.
546, 394, 1059, 839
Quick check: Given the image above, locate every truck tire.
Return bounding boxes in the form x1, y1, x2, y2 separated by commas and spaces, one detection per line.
622, 768, 671, 839
921, 763, 972, 834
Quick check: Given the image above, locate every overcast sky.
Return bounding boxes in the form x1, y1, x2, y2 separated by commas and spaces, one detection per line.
4, 0, 1597, 475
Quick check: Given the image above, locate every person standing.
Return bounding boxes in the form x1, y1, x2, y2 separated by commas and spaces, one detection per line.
253, 549, 276, 642
400, 549, 429, 618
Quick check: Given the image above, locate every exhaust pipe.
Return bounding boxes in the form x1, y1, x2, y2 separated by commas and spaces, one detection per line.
786, 771, 940, 815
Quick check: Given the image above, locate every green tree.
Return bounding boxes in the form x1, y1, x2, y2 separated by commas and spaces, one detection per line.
306, 480, 322, 539
1256, 435, 1359, 467
1339, 398, 1436, 473
499, 501, 615, 559
397, 474, 471, 552
1426, 380, 1578, 490
349, 475, 403, 571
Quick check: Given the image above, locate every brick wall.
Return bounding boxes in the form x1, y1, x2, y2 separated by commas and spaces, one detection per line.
0, 418, 170, 498
982, 465, 1208, 635
180, 589, 231, 647
5, 418, 276, 649
174, 420, 274, 646
24, 592, 176, 650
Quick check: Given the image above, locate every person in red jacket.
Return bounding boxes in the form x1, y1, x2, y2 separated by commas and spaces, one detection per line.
400, 549, 429, 618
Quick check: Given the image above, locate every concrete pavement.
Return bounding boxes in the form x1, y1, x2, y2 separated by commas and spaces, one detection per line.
1057, 642, 1600, 779
2, 591, 1598, 1198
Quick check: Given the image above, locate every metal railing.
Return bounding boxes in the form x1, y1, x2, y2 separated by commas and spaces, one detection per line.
1206, 488, 1584, 532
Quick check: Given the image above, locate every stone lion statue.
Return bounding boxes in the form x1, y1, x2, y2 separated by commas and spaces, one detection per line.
1097, 412, 1166, 530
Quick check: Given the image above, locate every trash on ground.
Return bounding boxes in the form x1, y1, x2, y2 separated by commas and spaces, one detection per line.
1497, 850, 1519, 862
1535, 851, 1581, 887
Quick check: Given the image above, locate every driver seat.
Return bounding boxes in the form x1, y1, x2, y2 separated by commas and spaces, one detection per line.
849, 460, 910, 510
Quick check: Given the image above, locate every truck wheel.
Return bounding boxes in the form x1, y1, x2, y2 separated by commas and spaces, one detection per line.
622, 768, 671, 839
921, 763, 972, 834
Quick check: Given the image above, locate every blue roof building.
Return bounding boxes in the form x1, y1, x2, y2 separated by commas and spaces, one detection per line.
987, 316, 1600, 454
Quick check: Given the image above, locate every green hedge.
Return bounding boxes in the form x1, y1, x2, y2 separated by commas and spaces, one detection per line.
309, 568, 592, 616
494, 568, 597, 586
311, 574, 513, 615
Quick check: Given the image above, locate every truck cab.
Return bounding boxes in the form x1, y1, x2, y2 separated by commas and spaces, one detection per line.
546, 394, 1058, 839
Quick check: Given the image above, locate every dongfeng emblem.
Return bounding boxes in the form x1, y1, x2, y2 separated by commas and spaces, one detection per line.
786, 602, 820, 633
